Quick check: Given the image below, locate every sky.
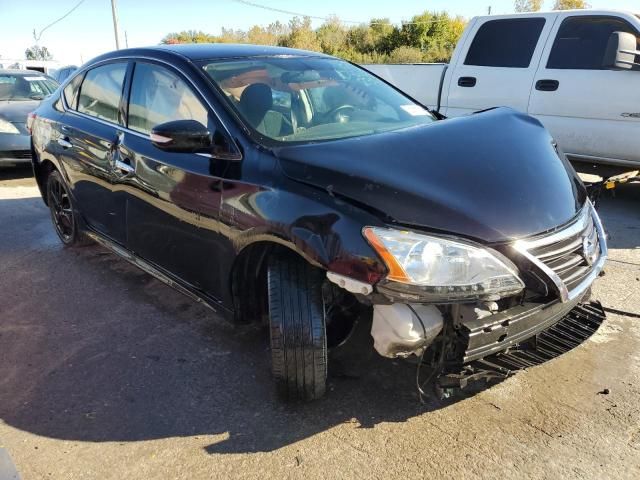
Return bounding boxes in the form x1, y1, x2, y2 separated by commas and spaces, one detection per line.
1, 0, 638, 65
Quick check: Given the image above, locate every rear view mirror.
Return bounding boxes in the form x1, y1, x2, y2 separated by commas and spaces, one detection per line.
151, 120, 212, 153
603, 31, 640, 70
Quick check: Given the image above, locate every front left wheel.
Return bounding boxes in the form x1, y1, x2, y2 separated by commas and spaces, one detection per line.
46, 170, 91, 247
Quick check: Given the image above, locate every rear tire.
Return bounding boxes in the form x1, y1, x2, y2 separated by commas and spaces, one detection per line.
46, 170, 91, 247
268, 255, 327, 401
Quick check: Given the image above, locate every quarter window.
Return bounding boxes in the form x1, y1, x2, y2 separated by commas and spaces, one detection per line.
547, 16, 640, 70
127, 63, 208, 135
77, 63, 127, 124
465, 18, 546, 68
63, 73, 84, 109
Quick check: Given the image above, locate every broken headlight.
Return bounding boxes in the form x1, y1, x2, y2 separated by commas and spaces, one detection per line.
363, 227, 524, 301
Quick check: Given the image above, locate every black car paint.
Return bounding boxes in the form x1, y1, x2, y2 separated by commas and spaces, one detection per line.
31, 45, 585, 317
276, 108, 586, 243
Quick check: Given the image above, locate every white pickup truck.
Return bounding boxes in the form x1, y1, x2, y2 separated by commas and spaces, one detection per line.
364, 9, 640, 172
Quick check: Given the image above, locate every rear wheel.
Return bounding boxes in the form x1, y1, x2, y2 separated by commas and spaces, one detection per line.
47, 170, 90, 247
267, 255, 327, 401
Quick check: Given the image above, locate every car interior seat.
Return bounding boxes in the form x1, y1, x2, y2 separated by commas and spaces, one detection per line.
238, 83, 292, 138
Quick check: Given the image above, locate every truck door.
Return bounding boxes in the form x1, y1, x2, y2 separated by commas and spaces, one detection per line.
528, 13, 640, 166
443, 16, 554, 117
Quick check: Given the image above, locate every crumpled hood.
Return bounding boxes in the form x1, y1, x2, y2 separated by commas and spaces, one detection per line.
274, 108, 586, 244
0, 100, 40, 124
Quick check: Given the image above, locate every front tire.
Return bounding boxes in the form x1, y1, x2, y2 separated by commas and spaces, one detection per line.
268, 255, 327, 401
47, 170, 90, 247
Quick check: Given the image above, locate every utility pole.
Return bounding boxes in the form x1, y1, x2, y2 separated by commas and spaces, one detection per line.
487, 6, 492, 15
125, 30, 129, 48
110, 0, 121, 50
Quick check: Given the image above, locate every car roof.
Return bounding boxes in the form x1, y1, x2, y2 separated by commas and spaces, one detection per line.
93, 43, 333, 63
0, 69, 53, 76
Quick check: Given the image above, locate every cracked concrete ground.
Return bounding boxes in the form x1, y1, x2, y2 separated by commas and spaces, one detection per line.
0, 166, 639, 479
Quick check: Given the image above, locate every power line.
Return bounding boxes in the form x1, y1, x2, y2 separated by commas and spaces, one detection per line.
228, 0, 456, 26
33, 0, 87, 43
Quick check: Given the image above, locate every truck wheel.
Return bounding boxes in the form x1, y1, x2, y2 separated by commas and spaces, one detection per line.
267, 255, 327, 401
47, 170, 91, 247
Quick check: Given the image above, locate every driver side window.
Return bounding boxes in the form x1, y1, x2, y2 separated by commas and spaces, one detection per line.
127, 62, 209, 135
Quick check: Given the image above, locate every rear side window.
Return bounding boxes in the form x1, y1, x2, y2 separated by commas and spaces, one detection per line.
63, 73, 83, 109
547, 16, 640, 70
127, 62, 208, 135
465, 18, 546, 68
77, 63, 127, 124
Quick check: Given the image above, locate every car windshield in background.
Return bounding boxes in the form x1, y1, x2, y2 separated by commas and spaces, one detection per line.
202, 56, 435, 143
0, 74, 58, 101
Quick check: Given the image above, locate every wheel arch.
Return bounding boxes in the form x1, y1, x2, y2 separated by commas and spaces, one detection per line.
229, 237, 323, 325
33, 158, 57, 206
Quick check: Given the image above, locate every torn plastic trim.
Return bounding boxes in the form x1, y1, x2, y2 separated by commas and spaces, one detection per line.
326, 271, 373, 296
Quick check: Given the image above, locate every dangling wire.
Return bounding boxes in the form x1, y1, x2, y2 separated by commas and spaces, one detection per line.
408, 304, 446, 404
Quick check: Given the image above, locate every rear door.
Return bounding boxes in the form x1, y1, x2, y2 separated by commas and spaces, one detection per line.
443, 15, 555, 117
59, 61, 130, 244
120, 60, 232, 299
528, 13, 640, 165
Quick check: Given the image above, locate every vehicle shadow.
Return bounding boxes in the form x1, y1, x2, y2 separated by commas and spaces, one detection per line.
596, 182, 640, 250
0, 164, 33, 181
0, 190, 625, 455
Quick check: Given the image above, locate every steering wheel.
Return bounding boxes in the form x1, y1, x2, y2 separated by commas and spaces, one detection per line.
327, 105, 356, 123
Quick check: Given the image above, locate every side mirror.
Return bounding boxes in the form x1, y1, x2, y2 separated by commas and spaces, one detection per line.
603, 31, 640, 70
150, 120, 212, 153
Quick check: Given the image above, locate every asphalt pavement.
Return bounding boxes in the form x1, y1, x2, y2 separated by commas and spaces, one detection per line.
0, 166, 639, 479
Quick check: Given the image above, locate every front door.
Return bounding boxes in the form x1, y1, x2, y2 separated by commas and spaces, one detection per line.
529, 14, 640, 165
444, 16, 554, 117
119, 61, 230, 300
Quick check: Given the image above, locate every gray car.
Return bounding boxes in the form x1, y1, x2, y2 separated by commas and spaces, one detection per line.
0, 69, 58, 165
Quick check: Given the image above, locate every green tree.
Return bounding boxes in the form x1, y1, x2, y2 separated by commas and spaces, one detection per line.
281, 17, 321, 52
515, 0, 543, 12
388, 46, 424, 63
553, 0, 589, 9
316, 16, 347, 55
247, 25, 279, 45
159, 9, 467, 64
25, 45, 53, 60
397, 11, 465, 62
161, 30, 213, 44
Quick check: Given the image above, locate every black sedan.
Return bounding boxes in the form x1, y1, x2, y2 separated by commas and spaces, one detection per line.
30, 44, 607, 401
0, 70, 58, 165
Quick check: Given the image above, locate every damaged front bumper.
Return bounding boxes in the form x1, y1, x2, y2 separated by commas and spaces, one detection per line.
460, 295, 585, 363
334, 200, 608, 367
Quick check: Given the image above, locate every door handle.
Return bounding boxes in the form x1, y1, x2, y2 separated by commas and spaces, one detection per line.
114, 158, 135, 176
535, 79, 559, 92
458, 76, 477, 87
57, 137, 72, 149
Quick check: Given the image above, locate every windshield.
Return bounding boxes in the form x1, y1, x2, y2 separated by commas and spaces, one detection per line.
0, 74, 59, 101
202, 56, 435, 144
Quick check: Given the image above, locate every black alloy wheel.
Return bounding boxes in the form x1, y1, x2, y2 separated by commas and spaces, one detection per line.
47, 170, 89, 246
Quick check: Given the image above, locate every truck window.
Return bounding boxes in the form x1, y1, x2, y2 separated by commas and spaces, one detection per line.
465, 18, 546, 68
547, 16, 640, 70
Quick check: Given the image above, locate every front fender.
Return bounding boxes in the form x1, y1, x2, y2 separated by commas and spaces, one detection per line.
222, 183, 387, 286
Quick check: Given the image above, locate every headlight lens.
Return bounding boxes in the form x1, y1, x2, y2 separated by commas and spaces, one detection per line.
364, 227, 524, 300
0, 119, 20, 134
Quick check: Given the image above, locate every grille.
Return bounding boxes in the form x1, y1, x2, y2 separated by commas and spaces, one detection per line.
0, 150, 31, 160
528, 214, 598, 292
514, 202, 606, 301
